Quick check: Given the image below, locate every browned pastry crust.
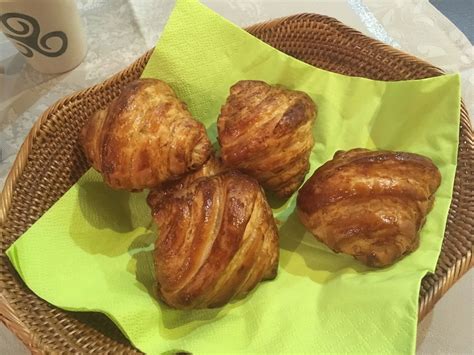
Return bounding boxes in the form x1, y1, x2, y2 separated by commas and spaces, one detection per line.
217, 80, 317, 198
297, 148, 441, 267
149, 171, 279, 309
80, 79, 212, 190
147, 153, 225, 213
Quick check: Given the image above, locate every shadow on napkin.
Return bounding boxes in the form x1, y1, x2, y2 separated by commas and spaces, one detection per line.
128, 231, 157, 298
77, 181, 134, 233
279, 211, 369, 284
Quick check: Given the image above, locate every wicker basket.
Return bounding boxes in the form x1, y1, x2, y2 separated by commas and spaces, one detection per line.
0, 14, 472, 354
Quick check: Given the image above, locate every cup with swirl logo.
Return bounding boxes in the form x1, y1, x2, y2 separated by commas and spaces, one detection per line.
0, 0, 87, 74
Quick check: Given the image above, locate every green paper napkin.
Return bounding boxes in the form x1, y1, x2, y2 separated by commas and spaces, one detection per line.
6, 0, 460, 353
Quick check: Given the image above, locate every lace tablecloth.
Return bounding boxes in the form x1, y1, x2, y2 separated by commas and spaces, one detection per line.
1, 0, 472, 353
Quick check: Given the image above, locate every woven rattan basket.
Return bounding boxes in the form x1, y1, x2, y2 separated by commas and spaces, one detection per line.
1, 14, 473, 354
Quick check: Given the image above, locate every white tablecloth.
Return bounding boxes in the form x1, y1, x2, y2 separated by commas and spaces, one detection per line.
1, 1, 472, 353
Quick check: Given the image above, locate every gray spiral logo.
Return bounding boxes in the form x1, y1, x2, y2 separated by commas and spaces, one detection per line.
0, 12, 68, 58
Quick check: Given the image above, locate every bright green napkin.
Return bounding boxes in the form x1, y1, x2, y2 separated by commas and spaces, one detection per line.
6, 0, 460, 353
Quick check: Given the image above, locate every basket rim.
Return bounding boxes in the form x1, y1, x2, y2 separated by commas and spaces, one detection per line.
0, 12, 473, 353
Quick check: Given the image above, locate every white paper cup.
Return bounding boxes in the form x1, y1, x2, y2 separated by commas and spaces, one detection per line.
0, 0, 87, 74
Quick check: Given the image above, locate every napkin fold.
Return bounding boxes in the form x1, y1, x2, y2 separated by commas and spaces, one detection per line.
7, 0, 460, 353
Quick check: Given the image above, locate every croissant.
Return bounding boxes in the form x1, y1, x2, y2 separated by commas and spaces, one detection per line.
149, 171, 279, 309
297, 148, 441, 267
80, 78, 212, 190
217, 80, 317, 198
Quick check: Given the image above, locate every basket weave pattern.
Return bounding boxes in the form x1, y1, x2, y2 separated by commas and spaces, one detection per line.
0, 14, 472, 353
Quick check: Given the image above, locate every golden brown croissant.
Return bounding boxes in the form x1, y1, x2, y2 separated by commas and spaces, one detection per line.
80, 79, 212, 190
149, 171, 279, 309
297, 148, 441, 267
217, 80, 317, 198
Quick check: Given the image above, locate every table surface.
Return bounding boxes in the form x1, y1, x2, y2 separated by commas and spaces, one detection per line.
0, 0, 472, 354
